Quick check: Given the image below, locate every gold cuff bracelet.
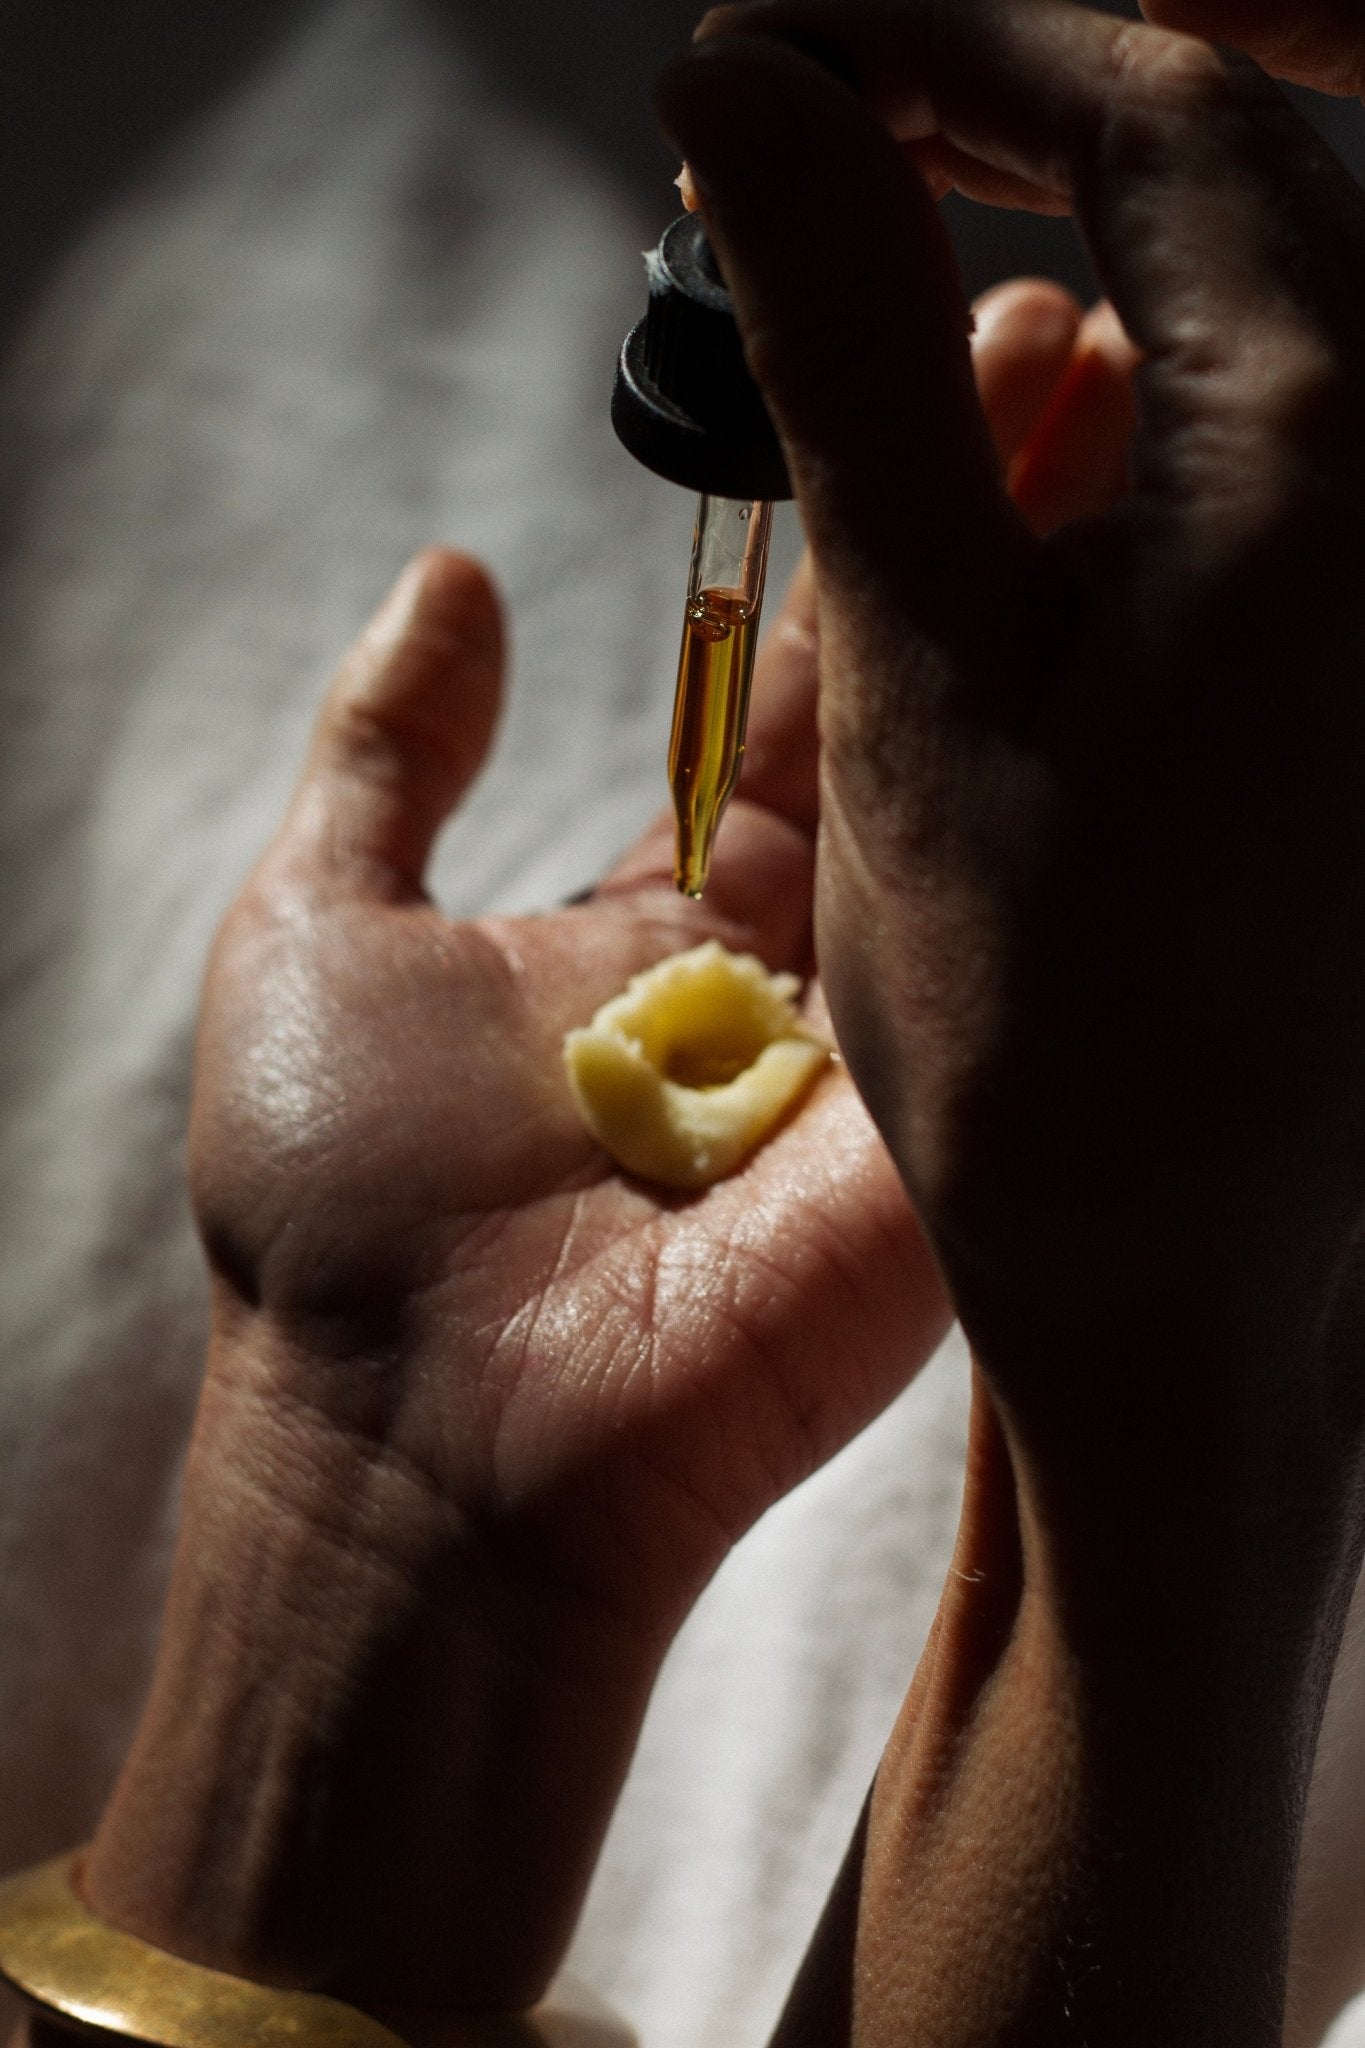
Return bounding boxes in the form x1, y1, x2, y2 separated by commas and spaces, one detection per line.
0, 1854, 410, 2046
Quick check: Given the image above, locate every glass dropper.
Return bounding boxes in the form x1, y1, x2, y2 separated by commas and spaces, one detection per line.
669, 493, 773, 896
611, 211, 791, 899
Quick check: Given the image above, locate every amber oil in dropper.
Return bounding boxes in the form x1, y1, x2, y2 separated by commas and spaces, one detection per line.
670, 589, 758, 897
669, 495, 773, 897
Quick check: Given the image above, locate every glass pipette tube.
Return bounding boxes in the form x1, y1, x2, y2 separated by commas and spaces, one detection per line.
668, 492, 774, 897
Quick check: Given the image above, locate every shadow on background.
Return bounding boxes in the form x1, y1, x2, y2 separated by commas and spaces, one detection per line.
6, 0, 1365, 340
2, 0, 314, 338
440, 0, 1124, 296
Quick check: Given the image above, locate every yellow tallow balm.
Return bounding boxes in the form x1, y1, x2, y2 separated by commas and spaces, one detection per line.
563, 940, 829, 1189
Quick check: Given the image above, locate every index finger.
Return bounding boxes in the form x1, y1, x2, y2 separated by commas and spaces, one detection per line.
604, 274, 1086, 926
693, 2, 1365, 469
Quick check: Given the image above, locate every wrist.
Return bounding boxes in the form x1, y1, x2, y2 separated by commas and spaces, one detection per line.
843, 1384, 1334, 2048
82, 1323, 663, 2014
945, 1222, 1363, 1621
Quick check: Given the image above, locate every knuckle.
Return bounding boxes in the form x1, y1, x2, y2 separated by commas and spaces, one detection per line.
1193, 325, 1365, 472
217, 869, 307, 959
1156, 334, 1365, 552
1254, 331, 1351, 429
328, 692, 413, 791
1107, 20, 1230, 116
333, 693, 392, 760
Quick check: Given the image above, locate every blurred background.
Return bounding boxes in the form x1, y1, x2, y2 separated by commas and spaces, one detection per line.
7, 0, 1365, 344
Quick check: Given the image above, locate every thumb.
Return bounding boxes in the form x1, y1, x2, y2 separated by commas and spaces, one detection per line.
655, 36, 1033, 688
272, 549, 504, 902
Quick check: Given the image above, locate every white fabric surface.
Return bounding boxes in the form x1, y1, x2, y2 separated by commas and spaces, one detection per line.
3, 6, 1365, 2046
1327, 1995, 1365, 2048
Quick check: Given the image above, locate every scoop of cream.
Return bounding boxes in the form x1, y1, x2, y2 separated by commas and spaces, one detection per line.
563, 940, 829, 1190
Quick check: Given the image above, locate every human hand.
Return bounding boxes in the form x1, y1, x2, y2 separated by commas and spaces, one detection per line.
662, 0, 1365, 1571
182, 548, 943, 1658
658, 5, 1365, 2040
83, 552, 940, 2024
1141, 0, 1365, 100
76, 279, 1098, 2032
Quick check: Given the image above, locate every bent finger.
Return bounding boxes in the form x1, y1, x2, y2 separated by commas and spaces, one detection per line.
733, 280, 1083, 825
601, 274, 1085, 933
1010, 299, 1142, 537
272, 550, 504, 903
695, 2, 1365, 538
971, 279, 1085, 468
658, 33, 1034, 728
735, 548, 819, 831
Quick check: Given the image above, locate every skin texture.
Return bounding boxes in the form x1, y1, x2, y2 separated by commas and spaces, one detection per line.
62, 287, 1121, 2041
82, 549, 946, 2018
656, 4, 1365, 2043
1140, 0, 1365, 98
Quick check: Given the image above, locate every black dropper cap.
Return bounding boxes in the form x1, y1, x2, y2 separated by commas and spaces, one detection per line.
612, 212, 792, 502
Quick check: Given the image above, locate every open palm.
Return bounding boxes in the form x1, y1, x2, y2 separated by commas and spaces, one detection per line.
189, 544, 945, 1644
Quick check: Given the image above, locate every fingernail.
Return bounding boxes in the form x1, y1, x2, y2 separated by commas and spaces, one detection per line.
1079, 298, 1140, 368
364, 557, 426, 663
